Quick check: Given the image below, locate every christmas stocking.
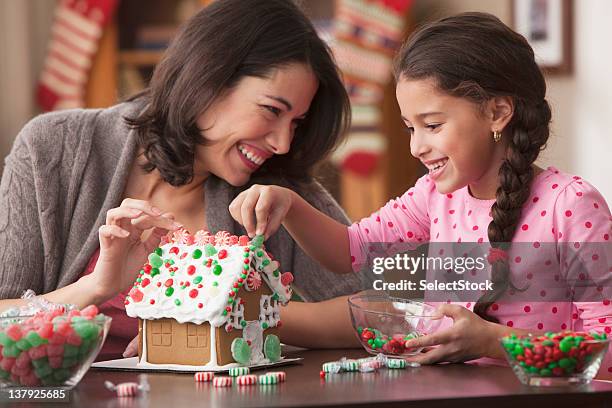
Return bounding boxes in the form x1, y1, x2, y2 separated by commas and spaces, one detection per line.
331, 0, 412, 176
37, 0, 119, 111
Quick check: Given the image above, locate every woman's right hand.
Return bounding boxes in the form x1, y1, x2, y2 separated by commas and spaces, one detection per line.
89, 199, 181, 301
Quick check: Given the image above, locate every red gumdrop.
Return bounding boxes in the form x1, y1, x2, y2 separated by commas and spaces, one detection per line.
20, 372, 40, 387
361, 330, 374, 341
48, 356, 63, 369
238, 235, 250, 246
81, 304, 99, 318
319, 370, 326, 379
280, 272, 294, 286
6, 324, 22, 341
55, 322, 73, 338
48, 332, 66, 346
66, 333, 82, 346
36, 322, 53, 339
218, 249, 228, 259
47, 344, 64, 358
128, 287, 144, 303
68, 310, 81, 318
15, 352, 30, 369
28, 345, 47, 360
0, 357, 15, 371
10, 373, 19, 384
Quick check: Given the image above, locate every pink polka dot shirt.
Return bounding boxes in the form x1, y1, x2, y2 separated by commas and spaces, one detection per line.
348, 166, 612, 373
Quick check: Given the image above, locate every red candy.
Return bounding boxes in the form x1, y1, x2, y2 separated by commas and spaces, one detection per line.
6, 324, 22, 341
28, 345, 47, 360
37, 322, 54, 339
238, 235, 250, 246
47, 344, 65, 357
0, 357, 15, 371
81, 304, 99, 318
218, 249, 228, 259
48, 356, 63, 369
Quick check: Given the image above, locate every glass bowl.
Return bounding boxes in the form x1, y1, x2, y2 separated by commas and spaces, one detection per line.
501, 331, 609, 386
0, 310, 111, 389
348, 292, 443, 357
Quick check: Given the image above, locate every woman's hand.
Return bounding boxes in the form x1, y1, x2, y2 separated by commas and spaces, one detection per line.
403, 304, 503, 364
123, 336, 139, 358
229, 184, 294, 239
88, 199, 181, 301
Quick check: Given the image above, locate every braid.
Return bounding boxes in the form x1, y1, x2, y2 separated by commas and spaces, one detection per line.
473, 100, 551, 323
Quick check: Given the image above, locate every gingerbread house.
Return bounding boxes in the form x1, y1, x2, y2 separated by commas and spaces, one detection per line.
125, 229, 293, 368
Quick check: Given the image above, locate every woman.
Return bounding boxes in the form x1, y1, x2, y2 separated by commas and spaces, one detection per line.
0, 0, 362, 360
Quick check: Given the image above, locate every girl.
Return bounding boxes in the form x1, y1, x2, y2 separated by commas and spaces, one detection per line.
229, 12, 612, 377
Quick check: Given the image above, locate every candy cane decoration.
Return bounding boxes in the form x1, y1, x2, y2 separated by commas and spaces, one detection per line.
105, 375, 149, 397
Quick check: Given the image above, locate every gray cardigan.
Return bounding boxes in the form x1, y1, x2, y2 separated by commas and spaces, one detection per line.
0, 101, 364, 302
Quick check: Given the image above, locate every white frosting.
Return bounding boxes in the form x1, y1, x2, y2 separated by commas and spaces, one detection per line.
125, 238, 292, 328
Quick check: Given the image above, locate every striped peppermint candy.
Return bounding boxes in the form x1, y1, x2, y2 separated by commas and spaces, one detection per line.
236, 374, 258, 385
267, 371, 286, 382
213, 376, 233, 387
194, 372, 215, 382
246, 270, 262, 291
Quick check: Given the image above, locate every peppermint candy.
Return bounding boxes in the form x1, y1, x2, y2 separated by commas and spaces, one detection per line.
214, 231, 232, 246
246, 270, 262, 291
194, 230, 214, 245
228, 366, 250, 377
194, 372, 214, 382
236, 374, 258, 385
173, 228, 194, 245
213, 376, 233, 387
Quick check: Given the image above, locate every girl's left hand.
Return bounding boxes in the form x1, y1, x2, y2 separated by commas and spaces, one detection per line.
403, 304, 501, 364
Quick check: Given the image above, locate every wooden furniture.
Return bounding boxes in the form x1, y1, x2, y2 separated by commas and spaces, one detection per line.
69, 348, 612, 407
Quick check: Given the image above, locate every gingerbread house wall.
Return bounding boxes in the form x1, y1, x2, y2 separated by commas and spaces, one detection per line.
137, 282, 281, 366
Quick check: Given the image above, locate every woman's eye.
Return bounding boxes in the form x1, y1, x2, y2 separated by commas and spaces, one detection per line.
404, 126, 414, 135
263, 105, 281, 116
426, 124, 441, 131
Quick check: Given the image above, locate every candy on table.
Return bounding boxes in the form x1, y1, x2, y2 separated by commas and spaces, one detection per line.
228, 366, 250, 377
358, 360, 380, 373
501, 330, 608, 377
194, 371, 214, 382
357, 326, 422, 355
338, 357, 359, 372
104, 376, 150, 397
321, 361, 342, 374
213, 376, 233, 387
258, 373, 279, 385
267, 371, 286, 382
236, 374, 258, 385
387, 358, 407, 369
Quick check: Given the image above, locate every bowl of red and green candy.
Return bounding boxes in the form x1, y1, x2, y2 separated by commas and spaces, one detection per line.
0, 305, 111, 389
501, 330, 609, 386
348, 293, 443, 357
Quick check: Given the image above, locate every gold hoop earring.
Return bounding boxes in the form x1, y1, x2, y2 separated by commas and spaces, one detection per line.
493, 130, 502, 143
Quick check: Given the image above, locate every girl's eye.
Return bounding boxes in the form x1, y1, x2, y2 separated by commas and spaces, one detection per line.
404, 126, 414, 135
426, 124, 441, 131
262, 105, 281, 116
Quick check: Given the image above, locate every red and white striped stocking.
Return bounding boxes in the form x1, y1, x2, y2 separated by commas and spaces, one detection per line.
36, 0, 119, 111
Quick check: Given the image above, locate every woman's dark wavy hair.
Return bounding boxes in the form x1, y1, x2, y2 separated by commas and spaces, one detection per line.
126, 0, 350, 187
394, 12, 551, 323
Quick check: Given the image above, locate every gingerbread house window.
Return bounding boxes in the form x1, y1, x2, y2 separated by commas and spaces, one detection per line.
259, 295, 280, 326
151, 320, 172, 347
225, 297, 244, 331
187, 323, 208, 348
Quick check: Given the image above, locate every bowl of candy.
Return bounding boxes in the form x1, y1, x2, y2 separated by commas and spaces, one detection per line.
348, 292, 443, 357
0, 305, 111, 389
501, 331, 609, 386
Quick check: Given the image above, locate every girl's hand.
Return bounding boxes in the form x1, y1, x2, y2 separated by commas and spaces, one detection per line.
90, 199, 181, 300
403, 304, 501, 364
229, 184, 294, 239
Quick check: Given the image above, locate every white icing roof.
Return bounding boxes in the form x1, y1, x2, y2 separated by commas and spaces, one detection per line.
125, 230, 293, 327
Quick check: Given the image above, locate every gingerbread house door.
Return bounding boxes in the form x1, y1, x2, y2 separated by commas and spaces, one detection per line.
242, 321, 264, 363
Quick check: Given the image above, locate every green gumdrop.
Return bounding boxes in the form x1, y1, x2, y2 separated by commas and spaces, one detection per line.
64, 344, 79, 358
0, 332, 15, 347
41, 375, 58, 386
513, 344, 524, 355
264, 334, 281, 362
74, 322, 97, 340
539, 368, 552, 376
32, 358, 49, 369
192, 249, 203, 259
53, 368, 71, 382
251, 235, 264, 248
26, 331, 45, 347
0, 370, 9, 379
559, 340, 572, 353
62, 357, 78, 368
148, 253, 163, 268
559, 357, 575, 369
231, 338, 251, 365
35, 364, 54, 379
203, 244, 217, 257
2, 344, 20, 358
16, 338, 32, 351
79, 339, 93, 355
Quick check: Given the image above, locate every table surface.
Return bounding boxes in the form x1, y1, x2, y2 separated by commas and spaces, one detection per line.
55, 349, 612, 408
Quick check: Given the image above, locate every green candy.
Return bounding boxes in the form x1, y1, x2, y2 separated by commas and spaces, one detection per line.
0, 332, 15, 347
262, 259, 270, 267
32, 358, 49, 369
264, 334, 281, 362
542, 340, 554, 346
0, 370, 9, 379
74, 322, 97, 340
148, 253, 163, 268
35, 364, 54, 379
251, 235, 264, 248
175, 299, 181, 306
193, 276, 203, 284
261, 322, 268, 329
203, 244, 217, 257
240, 321, 247, 328
16, 338, 32, 351
150, 268, 160, 277
192, 249, 203, 259
548, 362, 559, 369
231, 337, 251, 365
539, 368, 552, 376
62, 357, 78, 368
2, 344, 20, 358
256, 250, 264, 257
559, 340, 572, 353
513, 344, 524, 355
71, 316, 88, 324
559, 357, 575, 369
64, 344, 79, 358
53, 368, 71, 382
273, 270, 280, 278
79, 339, 93, 355
165, 287, 174, 297
213, 265, 223, 276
